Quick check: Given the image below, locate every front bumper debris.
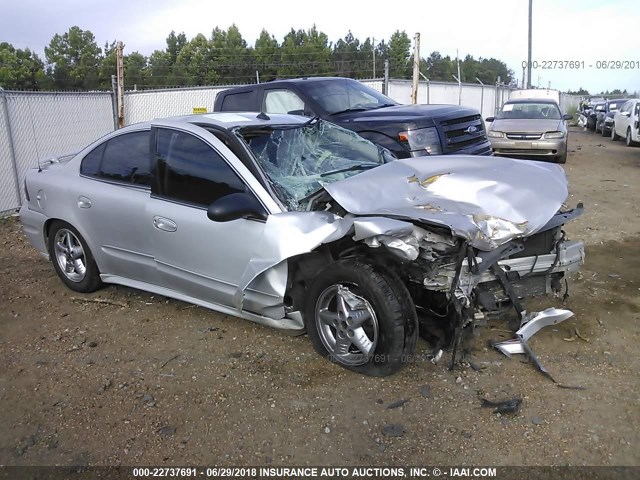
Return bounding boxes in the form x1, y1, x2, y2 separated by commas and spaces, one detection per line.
494, 308, 575, 356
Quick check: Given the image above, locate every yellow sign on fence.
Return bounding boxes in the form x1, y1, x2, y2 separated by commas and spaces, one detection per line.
192, 107, 207, 114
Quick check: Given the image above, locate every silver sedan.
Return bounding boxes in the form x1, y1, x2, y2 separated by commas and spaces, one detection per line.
486, 99, 573, 163
20, 113, 584, 376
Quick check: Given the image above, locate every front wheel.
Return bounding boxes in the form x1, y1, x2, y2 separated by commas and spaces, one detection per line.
48, 221, 103, 293
601, 124, 609, 137
611, 124, 620, 141
304, 258, 418, 376
556, 152, 567, 164
626, 128, 638, 147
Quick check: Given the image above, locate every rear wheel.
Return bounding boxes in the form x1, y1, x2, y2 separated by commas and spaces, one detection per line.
48, 221, 102, 293
304, 258, 418, 376
601, 123, 609, 137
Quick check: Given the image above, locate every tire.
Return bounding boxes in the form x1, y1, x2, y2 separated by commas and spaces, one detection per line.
304, 258, 418, 376
556, 152, 567, 164
601, 124, 609, 137
611, 124, 620, 141
48, 221, 102, 293
595, 121, 600, 133
626, 128, 638, 147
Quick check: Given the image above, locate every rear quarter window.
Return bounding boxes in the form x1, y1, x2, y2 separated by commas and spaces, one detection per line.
220, 91, 255, 111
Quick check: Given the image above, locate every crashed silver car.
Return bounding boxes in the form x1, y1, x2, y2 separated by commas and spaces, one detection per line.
20, 113, 585, 376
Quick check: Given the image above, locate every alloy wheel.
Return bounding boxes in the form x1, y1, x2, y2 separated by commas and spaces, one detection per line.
53, 228, 87, 282
315, 284, 379, 366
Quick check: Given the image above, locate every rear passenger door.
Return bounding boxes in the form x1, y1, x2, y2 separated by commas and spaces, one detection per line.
76, 129, 156, 283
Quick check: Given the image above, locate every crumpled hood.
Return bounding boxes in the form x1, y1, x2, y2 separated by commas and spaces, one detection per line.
324, 155, 568, 251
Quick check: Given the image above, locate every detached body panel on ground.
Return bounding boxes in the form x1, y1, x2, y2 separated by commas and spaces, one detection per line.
20, 113, 584, 376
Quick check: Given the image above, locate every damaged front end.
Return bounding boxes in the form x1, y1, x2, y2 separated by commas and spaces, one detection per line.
235, 119, 585, 373
365, 207, 585, 363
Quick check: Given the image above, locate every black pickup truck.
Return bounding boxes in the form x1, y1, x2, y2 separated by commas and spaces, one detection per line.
213, 77, 492, 159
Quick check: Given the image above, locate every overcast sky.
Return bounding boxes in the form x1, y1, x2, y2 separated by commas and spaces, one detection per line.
2, 0, 638, 93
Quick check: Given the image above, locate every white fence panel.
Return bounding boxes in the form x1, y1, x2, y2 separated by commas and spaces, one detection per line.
4, 91, 113, 203
124, 87, 228, 125
0, 94, 20, 213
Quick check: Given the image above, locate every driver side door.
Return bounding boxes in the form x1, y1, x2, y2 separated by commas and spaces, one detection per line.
146, 125, 283, 314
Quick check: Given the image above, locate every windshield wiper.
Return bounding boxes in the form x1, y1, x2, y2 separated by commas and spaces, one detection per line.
329, 107, 369, 116
320, 163, 379, 177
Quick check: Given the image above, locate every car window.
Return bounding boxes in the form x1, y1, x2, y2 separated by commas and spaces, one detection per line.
80, 131, 151, 186
497, 102, 561, 120
80, 143, 105, 177
264, 90, 306, 115
153, 129, 247, 207
220, 91, 254, 111
635, 103, 640, 116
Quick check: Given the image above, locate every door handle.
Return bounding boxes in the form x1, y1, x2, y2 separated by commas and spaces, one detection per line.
78, 196, 92, 208
153, 216, 177, 232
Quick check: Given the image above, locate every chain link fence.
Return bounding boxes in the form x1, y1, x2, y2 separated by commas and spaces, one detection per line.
0, 89, 113, 214
0, 81, 583, 215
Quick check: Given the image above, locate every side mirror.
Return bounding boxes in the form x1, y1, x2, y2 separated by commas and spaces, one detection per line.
207, 192, 267, 222
562, 114, 573, 120
485, 117, 495, 122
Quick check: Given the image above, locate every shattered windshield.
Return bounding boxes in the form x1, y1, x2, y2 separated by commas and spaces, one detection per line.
239, 119, 390, 211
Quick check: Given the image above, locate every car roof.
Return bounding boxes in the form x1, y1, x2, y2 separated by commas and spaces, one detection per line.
505, 98, 559, 105
123, 112, 309, 131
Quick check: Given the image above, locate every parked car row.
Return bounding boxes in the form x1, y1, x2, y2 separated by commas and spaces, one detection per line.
584, 98, 640, 146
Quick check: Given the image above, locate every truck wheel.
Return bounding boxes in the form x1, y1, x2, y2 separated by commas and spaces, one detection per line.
304, 258, 418, 376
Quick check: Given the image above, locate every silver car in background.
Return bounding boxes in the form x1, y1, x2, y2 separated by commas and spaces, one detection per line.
486, 99, 573, 163
20, 113, 584, 376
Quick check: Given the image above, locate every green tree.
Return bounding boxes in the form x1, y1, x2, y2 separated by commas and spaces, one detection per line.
357, 37, 376, 78
166, 31, 187, 65
211, 24, 253, 84
45, 26, 102, 89
0, 42, 47, 89
254, 29, 280, 82
125, 52, 148, 89
388, 30, 411, 78
147, 49, 172, 87
333, 31, 360, 78
278, 26, 332, 78
174, 33, 217, 86
374, 39, 389, 78
425, 51, 454, 81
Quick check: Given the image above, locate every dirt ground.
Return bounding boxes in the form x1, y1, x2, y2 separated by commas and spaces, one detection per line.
0, 126, 639, 468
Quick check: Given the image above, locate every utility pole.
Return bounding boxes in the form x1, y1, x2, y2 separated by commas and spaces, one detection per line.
527, 0, 532, 88
116, 41, 125, 128
456, 49, 462, 105
411, 32, 420, 104
383, 59, 389, 95
372, 37, 376, 78
476, 77, 485, 116
110, 75, 118, 130
522, 64, 526, 89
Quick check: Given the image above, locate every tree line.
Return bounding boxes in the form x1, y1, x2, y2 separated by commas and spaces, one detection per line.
1, 25, 516, 91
